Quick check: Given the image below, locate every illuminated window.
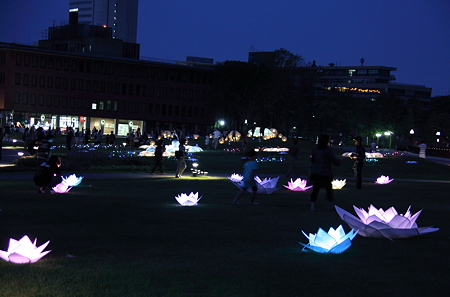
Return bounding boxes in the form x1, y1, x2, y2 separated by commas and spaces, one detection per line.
92, 102, 97, 110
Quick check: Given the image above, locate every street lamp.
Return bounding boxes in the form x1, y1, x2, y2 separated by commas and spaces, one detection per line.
436, 131, 441, 143
384, 131, 392, 148
376, 133, 382, 147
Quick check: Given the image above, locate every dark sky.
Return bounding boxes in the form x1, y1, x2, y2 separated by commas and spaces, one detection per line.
1, 0, 449, 96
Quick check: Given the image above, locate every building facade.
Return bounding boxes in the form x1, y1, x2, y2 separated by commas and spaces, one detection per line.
312, 63, 432, 108
0, 43, 215, 137
248, 52, 432, 108
69, 0, 138, 43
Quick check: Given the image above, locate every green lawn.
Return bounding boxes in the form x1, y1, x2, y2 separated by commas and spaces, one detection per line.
0, 139, 449, 296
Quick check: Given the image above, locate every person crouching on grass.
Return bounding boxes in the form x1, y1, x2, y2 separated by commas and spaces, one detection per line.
34, 155, 62, 194
232, 149, 259, 205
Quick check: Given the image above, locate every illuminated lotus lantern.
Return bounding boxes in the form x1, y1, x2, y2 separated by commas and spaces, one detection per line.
227, 130, 241, 142
335, 205, 439, 239
375, 175, 393, 184
281, 136, 287, 142
300, 225, 358, 254
0, 235, 51, 264
229, 174, 280, 194
228, 173, 243, 182
332, 179, 346, 189
283, 178, 312, 191
175, 192, 202, 206
52, 182, 72, 193
62, 174, 84, 187
193, 134, 199, 140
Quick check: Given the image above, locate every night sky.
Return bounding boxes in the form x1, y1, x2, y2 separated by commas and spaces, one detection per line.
1, 0, 449, 96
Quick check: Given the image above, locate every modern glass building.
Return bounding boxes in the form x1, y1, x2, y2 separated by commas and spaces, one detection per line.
69, 0, 138, 43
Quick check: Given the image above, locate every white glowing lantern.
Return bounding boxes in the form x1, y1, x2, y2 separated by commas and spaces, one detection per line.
175, 192, 202, 206
52, 182, 72, 193
228, 173, 243, 182
283, 178, 312, 191
61, 174, 84, 187
332, 179, 346, 189
300, 225, 358, 254
229, 174, 280, 194
375, 175, 393, 184
335, 205, 439, 239
0, 235, 51, 264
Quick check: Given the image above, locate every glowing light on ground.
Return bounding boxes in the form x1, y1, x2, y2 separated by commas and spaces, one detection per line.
335, 205, 439, 239
0, 236, 51, 264
300, 225, 358, 254
229, 174, 280, 194
332, 179, 346, 189
375, 175, 393, 184
175, 192, 202, 206
283, 178, 312, 191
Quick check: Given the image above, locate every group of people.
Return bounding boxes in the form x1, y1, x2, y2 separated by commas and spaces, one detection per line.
233, 135, 366, 210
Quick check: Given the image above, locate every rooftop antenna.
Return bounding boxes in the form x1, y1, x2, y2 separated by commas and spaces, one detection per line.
360, 57, 365, 66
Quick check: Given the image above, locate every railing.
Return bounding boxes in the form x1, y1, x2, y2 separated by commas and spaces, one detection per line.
409, 146, 450, 158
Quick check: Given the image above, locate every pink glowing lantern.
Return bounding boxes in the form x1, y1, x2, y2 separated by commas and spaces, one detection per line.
52, 182, 72, 193
175, 192, 202, 206
0, 235, 51, 264
283, 178, 312, 191
375, 175, 394, 184
300, 225, 358, 254
335, 205, 439, 239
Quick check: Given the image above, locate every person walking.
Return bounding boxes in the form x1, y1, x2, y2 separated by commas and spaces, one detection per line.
351, 136, 365, 190
309, 134, 342, 211
134, 128, 141, 148
66, 127, 74, 151
212, 129, 221, 149
286, 139, 300, 178
232, 149, 259, 205
175, 138, 187, 178
151, 139, 166, 175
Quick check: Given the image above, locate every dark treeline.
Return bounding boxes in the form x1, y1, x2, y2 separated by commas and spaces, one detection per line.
212, 48, 448, 147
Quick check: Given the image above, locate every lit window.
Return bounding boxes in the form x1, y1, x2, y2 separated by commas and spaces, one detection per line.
92, 103, 97, 110
114, 17, 117, 20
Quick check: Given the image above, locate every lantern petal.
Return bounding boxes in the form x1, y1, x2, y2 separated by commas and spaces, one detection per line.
8, 253, 32, 264
328, 238, 353, 254
388, 215, 412, 228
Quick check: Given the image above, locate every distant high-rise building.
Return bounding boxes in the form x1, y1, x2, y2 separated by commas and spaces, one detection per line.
69, 0, 138, 43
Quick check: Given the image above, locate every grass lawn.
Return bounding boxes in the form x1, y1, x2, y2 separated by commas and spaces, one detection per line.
0, 139, 449, 296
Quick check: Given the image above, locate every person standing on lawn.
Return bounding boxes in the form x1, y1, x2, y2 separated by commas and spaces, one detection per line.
232, 149, 259, 205
351, 136, 365, 190
309, 134, 341, 211
151, 139, 166, 175
175, 138, 187, 178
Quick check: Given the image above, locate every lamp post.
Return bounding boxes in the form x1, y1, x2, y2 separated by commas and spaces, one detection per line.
376, 133, 382, 147
409, 129, 415, 149
436, 131, 441, 144
384, 131, 392, 148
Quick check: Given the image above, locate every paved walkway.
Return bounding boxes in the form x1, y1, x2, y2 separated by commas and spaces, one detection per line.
1, 147, 449, 182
